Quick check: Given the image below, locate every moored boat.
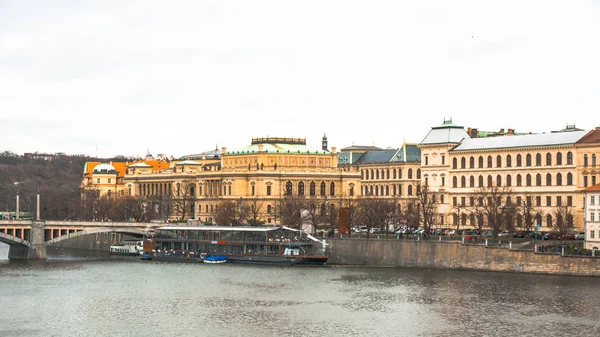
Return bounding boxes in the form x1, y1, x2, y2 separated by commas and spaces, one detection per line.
202, 255, 228, 264
152, 225, 328, 265
109, 239, 143, 256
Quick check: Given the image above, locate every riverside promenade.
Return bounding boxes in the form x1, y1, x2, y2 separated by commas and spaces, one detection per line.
327, 236, 600, 277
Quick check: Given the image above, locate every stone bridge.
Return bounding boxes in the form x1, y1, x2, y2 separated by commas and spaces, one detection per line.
0, 220, 167, 260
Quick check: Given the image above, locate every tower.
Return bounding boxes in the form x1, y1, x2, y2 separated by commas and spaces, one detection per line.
322, 133, 328, 151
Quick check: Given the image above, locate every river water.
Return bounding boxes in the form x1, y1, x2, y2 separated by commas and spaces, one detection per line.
0, 244, 599, 337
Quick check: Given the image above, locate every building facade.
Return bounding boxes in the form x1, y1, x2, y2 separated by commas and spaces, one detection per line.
583, 184, 600, 250
419, 119, 600, 232
125, 137, 361, 223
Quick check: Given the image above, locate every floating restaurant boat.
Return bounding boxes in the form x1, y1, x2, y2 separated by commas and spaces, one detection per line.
152, 225, 328, 265
109, 239, 144, 256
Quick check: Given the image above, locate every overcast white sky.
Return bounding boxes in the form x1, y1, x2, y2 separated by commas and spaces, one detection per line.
1, 1, 600, 158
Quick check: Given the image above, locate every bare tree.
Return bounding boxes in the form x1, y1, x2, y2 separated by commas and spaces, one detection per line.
245, 196, 265, 226
472, 185, 514, 238
519, 198, 544, 235
402, 199, 421, 231
80, 189, 100, 221
214, 200, 238, 226
171, 180, 196, 220
552, 202, 576, 245
277, 195, 307, 229
339, 195, 359, 236
416, 184, 438, 236
356, 196, 386, 239
381, 198, 401, 238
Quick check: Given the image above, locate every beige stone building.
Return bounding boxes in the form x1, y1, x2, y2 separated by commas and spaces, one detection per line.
419, 119, 600, 232
125, 137, 361, 223
583, 184, 600, 250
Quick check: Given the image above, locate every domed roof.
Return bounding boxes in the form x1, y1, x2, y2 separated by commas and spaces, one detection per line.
93, 163, 117, 174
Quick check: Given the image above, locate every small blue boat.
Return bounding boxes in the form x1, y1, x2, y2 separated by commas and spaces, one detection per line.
140, 253, 152, 261
202, 255, 228, 264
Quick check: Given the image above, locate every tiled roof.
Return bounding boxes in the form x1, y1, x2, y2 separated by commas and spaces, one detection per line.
391, 144, 421, 162
576, 128, 600, 144
452, 130, 588, 152
340, 145, 383, 152
179, 149, 221, 160
84, 160, 169, 179
356, 150, 398, 164
584, 184, 600, 191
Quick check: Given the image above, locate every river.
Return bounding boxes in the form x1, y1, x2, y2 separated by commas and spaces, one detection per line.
0, 244, 599, 337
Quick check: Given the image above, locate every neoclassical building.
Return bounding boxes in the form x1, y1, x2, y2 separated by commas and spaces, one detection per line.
125, 137, 361, 223
338, 143, 421, 208
419, 119, 600, 231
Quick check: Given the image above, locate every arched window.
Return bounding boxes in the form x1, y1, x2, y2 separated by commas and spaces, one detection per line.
386, 169, 390, 180
461, 157, 466, 169
567, 214, 574, 227
369, 186, 373, 195
370, 169, 374, 180
375, 186, 379, 196
536, 174, 541, 186
417, 169, 421, 179
567, 173, 573, 185
546, 173, 552, 186
453, 176, 458, 187
496, 155, 502, 168
535, 214, 542, 227
526, 174, 532, 186
399, 168, 403, 179
461, 176, 466, 187
452, 158, 458, 169
487, 175, 493, 187
267, 205, 272, 214
478, 156, 484, 168
393, 185, 397, 195
361, 170, 364, 180
584, 154, 589, 167
365, 170, 369, 180
546, 153, 552, 166
408, 185, 413, 196
385, 185, 389, 196
286, 181, 293, 195
506, 175, 512, 187
496, 175, 502, 187
470, 176, 475, 187
376, 170, 380, 180
487, 156, 493, 168
478, 175, 484, 187
536, 153, 542, 166
298, 182, 305, 196
546, 214, 553, 227
470, 213, 475, 226
506, 155, 512, 167
310, 182, 316, 196
556, 173, 562, 186
330, 182, 335, 196
567, 152, 573, 165
408, 168, 413, 179
320, 182, 326, 196
526, 154, 532, 167
556, 152, 563, 165
593, 154, 597, 166
393, 169, 397, 179
516, 154, 522, 167
470, 157, 475, 168
517, 174, 522, 186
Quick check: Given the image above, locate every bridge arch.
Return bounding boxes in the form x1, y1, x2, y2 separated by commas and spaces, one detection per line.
0, 232, 30, 247
46, 228, 149, 246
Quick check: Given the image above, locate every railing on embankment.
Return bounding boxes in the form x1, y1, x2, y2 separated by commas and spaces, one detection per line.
327, 238, 600, 277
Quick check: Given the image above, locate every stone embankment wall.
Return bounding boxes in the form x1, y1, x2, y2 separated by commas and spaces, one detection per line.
327, 239, 600, 277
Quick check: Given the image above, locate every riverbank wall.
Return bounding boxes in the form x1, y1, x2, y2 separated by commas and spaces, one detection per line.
327, 238, 600, 277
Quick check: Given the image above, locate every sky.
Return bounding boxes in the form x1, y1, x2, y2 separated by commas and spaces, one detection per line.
1, 0, 600, 159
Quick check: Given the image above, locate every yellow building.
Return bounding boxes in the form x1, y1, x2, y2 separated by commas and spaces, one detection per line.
125, 137, 361, 223
419, 119, 600, 231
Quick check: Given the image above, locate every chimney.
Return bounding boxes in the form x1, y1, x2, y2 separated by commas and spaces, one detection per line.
499, 128, 505, 133
467, 127, 472, 135
508, 129, 514, 135
331, 146, 337, 153
221, 147, 227, 154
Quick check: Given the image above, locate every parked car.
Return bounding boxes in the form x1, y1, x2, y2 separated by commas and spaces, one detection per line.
575, 232, 585, 240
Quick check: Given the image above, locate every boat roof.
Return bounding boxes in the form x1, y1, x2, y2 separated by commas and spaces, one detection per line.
157, 226, 283, 232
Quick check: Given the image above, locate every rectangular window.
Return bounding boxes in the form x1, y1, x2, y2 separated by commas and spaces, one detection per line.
251, 185, 255, 196
592, 196, 596, 205
536, 196, 541, 207
441, 177, 445, 186
440, 195, 444, 204
517, 196, 522, 206
592, 230, 595, 239
350, 187, 354, 196
108, 178, 111, 184
461, 196, 466, 206
470, 197, 474, 206
453, 197, 457, 206
425, 156, 428, 165
593, 176, 597, 185
592, 213, 595, 222
546, 196, 551, 206
97, 179, 100, 184
557, 196, 562, 206
584, 176, 588, 187
567, 196, 572, 206
441, 156, 445, 165
266, 186, 271, 196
